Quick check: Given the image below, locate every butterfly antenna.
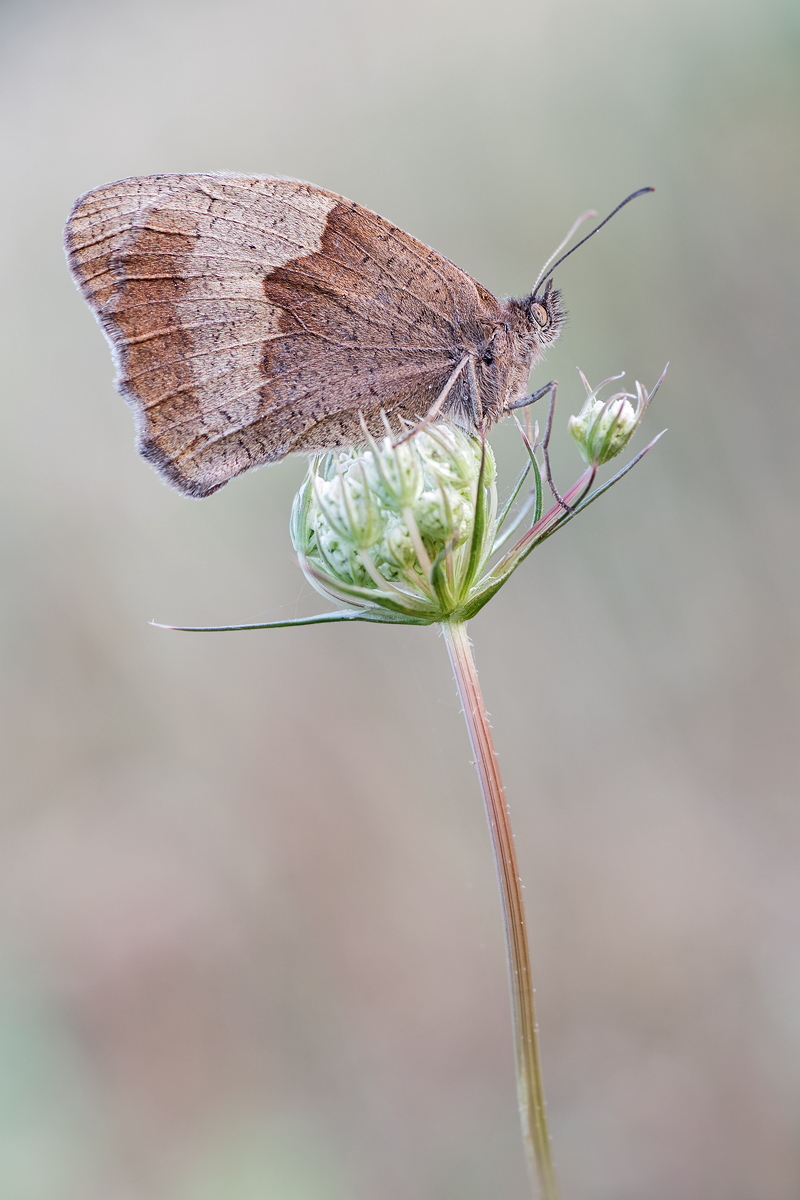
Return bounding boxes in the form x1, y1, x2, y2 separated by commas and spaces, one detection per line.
532, 187, 654, 300
533, 208, 597, 298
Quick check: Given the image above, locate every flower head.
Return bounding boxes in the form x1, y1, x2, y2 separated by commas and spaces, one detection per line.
291, 423, 498, 623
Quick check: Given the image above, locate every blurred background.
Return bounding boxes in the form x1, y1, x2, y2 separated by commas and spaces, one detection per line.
1, 0, 799, 1196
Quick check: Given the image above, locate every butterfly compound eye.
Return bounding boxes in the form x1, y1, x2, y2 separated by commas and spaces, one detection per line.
531, 302, 548, 328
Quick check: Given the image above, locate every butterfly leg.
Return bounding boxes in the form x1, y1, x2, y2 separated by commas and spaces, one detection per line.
392, 356, 471, 446
504, 380, 555, 412
507, 381, 572, 513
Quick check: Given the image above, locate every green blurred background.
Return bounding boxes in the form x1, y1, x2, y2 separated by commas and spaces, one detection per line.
2, 0, 799, 1196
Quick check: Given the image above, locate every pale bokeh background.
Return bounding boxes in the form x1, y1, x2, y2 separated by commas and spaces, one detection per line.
2, 1, 799, 1197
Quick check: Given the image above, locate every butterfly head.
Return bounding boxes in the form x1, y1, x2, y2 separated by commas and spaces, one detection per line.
523, 277, 565, 348
467, 283, 565, 429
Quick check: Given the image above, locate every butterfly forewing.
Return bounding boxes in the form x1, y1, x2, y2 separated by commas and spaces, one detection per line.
65, 174, 502, 496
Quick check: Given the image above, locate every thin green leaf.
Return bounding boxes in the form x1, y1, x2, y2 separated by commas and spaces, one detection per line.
492, 424, 543, 555
495, 460, 531, 533
491, 491, 536, 553
531, 447, 543, 525
430, 543, 454, 612
151, 609, 387, 632
302, 558, 435, 616
457, 439, 489, 601
289, 470, 315, 552
517, 421, 544, 526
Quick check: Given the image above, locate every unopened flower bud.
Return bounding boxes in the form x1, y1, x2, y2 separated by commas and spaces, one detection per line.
313, 461, 385, 550
413, 485, 471, 544
419, 423, 493, 490
363, 435, 423, 509
568, 374, 651, 465
380, 517, 418, 572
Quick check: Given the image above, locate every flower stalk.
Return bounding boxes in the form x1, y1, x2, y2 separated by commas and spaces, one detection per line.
444, 619, 560, 1199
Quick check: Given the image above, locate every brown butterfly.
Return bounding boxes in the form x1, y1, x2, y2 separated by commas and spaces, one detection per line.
64, 174, 647, 498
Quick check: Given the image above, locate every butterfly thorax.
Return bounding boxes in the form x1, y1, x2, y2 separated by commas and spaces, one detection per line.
460, 285, 564, 429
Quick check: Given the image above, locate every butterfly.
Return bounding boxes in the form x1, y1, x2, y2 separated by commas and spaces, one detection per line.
64, 173, 573, 497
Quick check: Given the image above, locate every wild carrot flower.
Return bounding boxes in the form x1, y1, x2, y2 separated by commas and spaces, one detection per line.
160, 368, 666, 1200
